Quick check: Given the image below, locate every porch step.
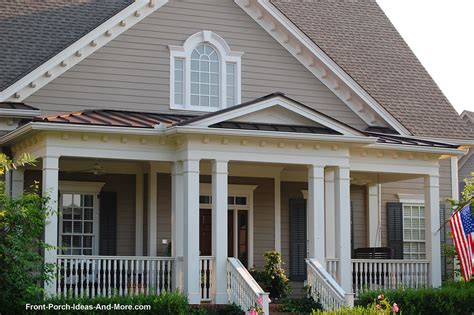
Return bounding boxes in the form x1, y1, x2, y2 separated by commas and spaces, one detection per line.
269, 304, 297, 315
289, 281, 306, 299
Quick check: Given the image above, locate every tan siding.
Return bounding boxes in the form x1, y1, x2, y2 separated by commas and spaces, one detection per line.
25, 0, 366, 129
460, 151, 474, 181
351, 185, 367, 250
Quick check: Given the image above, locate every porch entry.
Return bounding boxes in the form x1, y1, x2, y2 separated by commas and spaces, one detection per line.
199, 195, 249, 267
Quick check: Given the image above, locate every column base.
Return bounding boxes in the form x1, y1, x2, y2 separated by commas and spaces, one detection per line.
187, 292, 201, 305
214, 293, 228, 304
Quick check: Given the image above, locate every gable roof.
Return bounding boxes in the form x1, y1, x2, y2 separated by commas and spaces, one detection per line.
0, 0, 132, 91
0, 0, 470, 140
270, 0, 470, 140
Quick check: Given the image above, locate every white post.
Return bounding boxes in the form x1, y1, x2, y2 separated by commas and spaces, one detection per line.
148, 162, 158, 256
307, 165, 325, 263
451, 156, 460, 281
325, 169, 336, 259
11, 168, 24, 198
335, 166, 352, 293
183, 159, 201, 304
367, 183, 381, 247
425, 174, 442, 287
171, 161, 184, 290
135, 172, 144, 256
4, 169, 12, 197
212, 160, 228, 304
42, 156, 59, 296
274, 172, 282, 253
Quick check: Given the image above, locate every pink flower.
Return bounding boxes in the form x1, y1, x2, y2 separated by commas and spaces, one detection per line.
392, 303, 399, 313
378, 294, 384, 300
376, 304, 381, 310
249, 310, 258, 315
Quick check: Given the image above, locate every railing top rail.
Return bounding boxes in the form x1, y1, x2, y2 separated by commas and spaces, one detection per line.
307, 258, 345, 300
227, 257, 268, 298
326, 257, 339, 261
351, 259, 430, 264
57, 255, 174, 260
199, 256, 216, 259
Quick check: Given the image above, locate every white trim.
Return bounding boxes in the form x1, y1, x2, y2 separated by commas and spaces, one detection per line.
451, 156, 459, 199
59, 181, 105, 193
186, 95, 362, 136
169, 31, 243, 111
397, 193, 424, 204
274, 172, 281, 253
0, 0, 169, 102
234, 0, 411, 135
0, 108, 41, 118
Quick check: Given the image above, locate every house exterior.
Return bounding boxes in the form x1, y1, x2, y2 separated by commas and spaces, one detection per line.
1, 0, 472, 312
459, 111, 474, 192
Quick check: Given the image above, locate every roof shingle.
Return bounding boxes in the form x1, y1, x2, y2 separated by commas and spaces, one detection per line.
270, 0, 471, 139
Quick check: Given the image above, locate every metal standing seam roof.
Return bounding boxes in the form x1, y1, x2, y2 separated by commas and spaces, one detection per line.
31, 107, 458, 149
0, 102, 39, 111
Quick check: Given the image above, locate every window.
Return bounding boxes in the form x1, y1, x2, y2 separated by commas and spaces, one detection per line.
59, 181, 104, 256
402, 204, 426, 259
169, 30, 243, 111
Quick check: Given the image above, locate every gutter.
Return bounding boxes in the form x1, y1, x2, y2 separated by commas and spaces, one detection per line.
0, 108, 41, 118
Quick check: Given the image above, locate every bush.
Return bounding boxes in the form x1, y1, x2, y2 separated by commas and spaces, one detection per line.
190, 303, 244, 314
276, 297, 322, 314
0, 154, 53, 313
249, 251, 292, 301
357, 282, 474, 315
40, 291, 189, 314
312, 294, 398, 314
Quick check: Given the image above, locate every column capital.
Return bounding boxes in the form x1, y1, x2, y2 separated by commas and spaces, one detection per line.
171, 161, 183, 176
183, 159, 200, 173
212, 159, 228, 174
42, 155, 59, 170
308, 164, 325, 179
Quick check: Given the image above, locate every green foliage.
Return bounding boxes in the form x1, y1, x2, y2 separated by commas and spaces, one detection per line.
313, 294, 399, 315
276, 296, 323, 314
249, 251, 292, 301
190, 303, 244, 314
0, 153, 53, 313
357, 282, 474, 315
41, 291, 189, 314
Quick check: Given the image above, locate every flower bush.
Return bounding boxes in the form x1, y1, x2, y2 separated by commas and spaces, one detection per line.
249, 251, 292, 301
311, 294, 399, 314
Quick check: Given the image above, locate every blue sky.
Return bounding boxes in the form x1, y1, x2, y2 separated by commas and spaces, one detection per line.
377, 0, 474, 114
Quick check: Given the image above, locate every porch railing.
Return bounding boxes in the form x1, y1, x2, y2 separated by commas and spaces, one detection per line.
326, 258, 339, 281
352, 259, 430, 295
199, 256, 215, 301
307, 258, 353, 310
56, 255, 174, 297
227, 257, 270, 314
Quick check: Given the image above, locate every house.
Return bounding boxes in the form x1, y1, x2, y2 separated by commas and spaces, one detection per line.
459, 111, 474, 193
1, 0, 472, 312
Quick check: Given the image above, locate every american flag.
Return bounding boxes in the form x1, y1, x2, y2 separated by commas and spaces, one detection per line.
450, 204, 474, 281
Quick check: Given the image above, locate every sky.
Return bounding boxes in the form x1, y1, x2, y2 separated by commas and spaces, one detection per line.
377, 0, 474, 114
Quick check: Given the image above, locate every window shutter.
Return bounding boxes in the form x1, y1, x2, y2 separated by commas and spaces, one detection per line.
386, 202, 403, 259
99, 191, 117, 256
289, 198, 307, 281
459, 181, 466, 200
440, 203, 447, 280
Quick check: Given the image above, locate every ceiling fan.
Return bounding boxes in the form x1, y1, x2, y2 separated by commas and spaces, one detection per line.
77, 161, 106, 175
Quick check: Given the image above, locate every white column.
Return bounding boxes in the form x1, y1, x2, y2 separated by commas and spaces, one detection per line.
11, 168, 24, 198
42, 156, 59, 296
307, 165, 325, 263
171, 161, 184, 290
325, 169, 336, 259
183, 159, 201, 304
135, 172, 144, 256
212, 160, 228, 304
148, 162, 158, 256
274, 172, 281, 253
367, 183, 382, 247
425, 174, 442, 287
4, 169, 12, 197
335, 166, 352, 293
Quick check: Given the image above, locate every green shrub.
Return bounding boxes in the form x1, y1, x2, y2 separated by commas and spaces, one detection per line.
249, 251, 292, 301
313, 294, 398, 314
357, 282, 474, 315
39, 291, 188, 314
190, 303, 244, 314
276, 296, 323, 314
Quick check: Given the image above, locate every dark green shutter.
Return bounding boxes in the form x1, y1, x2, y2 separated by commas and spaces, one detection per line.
387, 202, 403, 259
99, 191, 117, 256
289, 199, 307, 281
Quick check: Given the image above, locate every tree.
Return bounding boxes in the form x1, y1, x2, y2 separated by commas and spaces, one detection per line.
0, 153, 54, 312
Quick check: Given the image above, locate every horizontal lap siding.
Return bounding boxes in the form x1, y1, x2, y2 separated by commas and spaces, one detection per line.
25, 0, 366, 129
459, 152, 474, 183
351, 185, 367, 250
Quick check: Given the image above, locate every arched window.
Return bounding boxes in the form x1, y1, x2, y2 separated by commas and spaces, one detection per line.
169, 31, 244, 111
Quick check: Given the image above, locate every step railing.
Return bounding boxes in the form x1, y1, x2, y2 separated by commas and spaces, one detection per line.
306, 258, 353, 310
326, 258, 339, 281
352, 259, 430, 295
227, 257, 270, 314
199, 256, 215, 301
56, 255, 174, 297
